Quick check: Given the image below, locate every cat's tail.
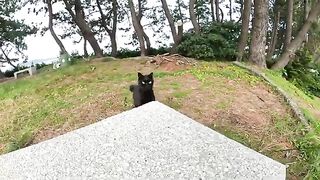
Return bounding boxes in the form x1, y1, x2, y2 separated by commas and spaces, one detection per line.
129, 85, 135, 92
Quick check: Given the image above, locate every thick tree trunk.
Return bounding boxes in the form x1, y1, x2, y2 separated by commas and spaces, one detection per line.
284, 0, 293, 50
63, 0, 103, 57
110, 32, 117, 57
248, 0, 268, 68
47, 0, 68, 55
171, 25, 183, 53
128, 0, 146, 56
215, 0, 220, 22
189, 0, 200, 34
272, 0, 320, 69
266, 10, 280, 61
236, 0, 252, 61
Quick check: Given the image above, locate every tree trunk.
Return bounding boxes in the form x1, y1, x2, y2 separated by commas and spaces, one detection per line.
229, 0, 232, 21
110, 0, 118, 57
171, 24, 183, 53
84, 38, 88, 57
248, 0, 268, 68
304, 0, 310, 43
219, 7, 224, 22
189, 0, 200, 34
0, 71, 4, 79
137, 0, 151, 54
63, 0, 103, 57
47, 0, 68, 56
142, 30, 151, 52
96, 0, 118, 57
284, 0, 293, 50
215, 0, 220, 22
210, 0, 215, 21
272, 0, 320, 69
236, 0, 252, 61
266, 9, 280, 61
128, 0, 146, 56
110, 32, 117, 57
160, 0, 182, 51
238, 0, 243, 22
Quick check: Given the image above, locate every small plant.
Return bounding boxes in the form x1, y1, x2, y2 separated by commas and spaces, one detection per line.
6, 130, 34, 153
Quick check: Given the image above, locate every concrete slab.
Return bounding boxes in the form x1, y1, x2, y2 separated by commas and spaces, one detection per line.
0, 101, 286, 179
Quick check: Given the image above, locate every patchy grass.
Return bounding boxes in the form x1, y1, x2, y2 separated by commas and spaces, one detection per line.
0, 58, 317, 179
264, 69, 320, 121
264, 69, 320, 179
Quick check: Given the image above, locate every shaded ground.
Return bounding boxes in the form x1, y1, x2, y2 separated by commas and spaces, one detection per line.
0, 58, 309, 178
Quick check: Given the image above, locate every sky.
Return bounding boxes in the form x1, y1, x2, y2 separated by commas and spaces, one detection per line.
1, 0, 234, 71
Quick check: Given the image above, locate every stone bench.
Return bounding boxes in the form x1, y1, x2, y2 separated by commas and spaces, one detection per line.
14, 66, 37, 79
0, 101, 286, 179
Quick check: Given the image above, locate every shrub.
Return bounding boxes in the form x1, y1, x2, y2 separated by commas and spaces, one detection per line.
115, 47, 170, 59
284, 48, 320, 97
177, 21, 240, 60
116, 48, 140, 58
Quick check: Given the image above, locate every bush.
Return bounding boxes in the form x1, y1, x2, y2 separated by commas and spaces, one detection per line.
177, 21, 240, 60
116, 48, 140, 58
35, 63, 48, 69
284, 48, 320, 97
115, 47, 170, 59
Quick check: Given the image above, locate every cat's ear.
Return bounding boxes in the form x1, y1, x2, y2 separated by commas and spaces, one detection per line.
148, 72, 153, 77
138, 72, 143, 79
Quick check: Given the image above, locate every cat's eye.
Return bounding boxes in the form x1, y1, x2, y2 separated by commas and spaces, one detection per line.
142, 81, 146, 85
148, 81, 152, 84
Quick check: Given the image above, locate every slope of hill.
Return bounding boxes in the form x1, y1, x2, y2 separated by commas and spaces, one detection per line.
0, 58, 319, 178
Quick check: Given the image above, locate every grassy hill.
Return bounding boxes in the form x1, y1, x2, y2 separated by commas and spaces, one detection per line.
0, 57, 319, 179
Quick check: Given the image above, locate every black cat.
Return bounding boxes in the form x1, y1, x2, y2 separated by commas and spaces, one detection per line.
129, 72, 155, 107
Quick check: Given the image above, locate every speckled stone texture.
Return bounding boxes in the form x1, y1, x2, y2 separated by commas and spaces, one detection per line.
0, 101, 286, 179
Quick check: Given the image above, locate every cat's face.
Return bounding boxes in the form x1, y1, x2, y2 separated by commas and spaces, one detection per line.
138, 72, 154, 89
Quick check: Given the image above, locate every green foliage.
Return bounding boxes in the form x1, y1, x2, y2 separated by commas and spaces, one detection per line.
115, 47, 169, 59
115, 48, 141, 58
264, 69, 320, 179
6, 130, 34, 153
0, 0, 36, 65
177, 22, 240, 60
295, 119, 320, 179
284, 48, 320, 97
